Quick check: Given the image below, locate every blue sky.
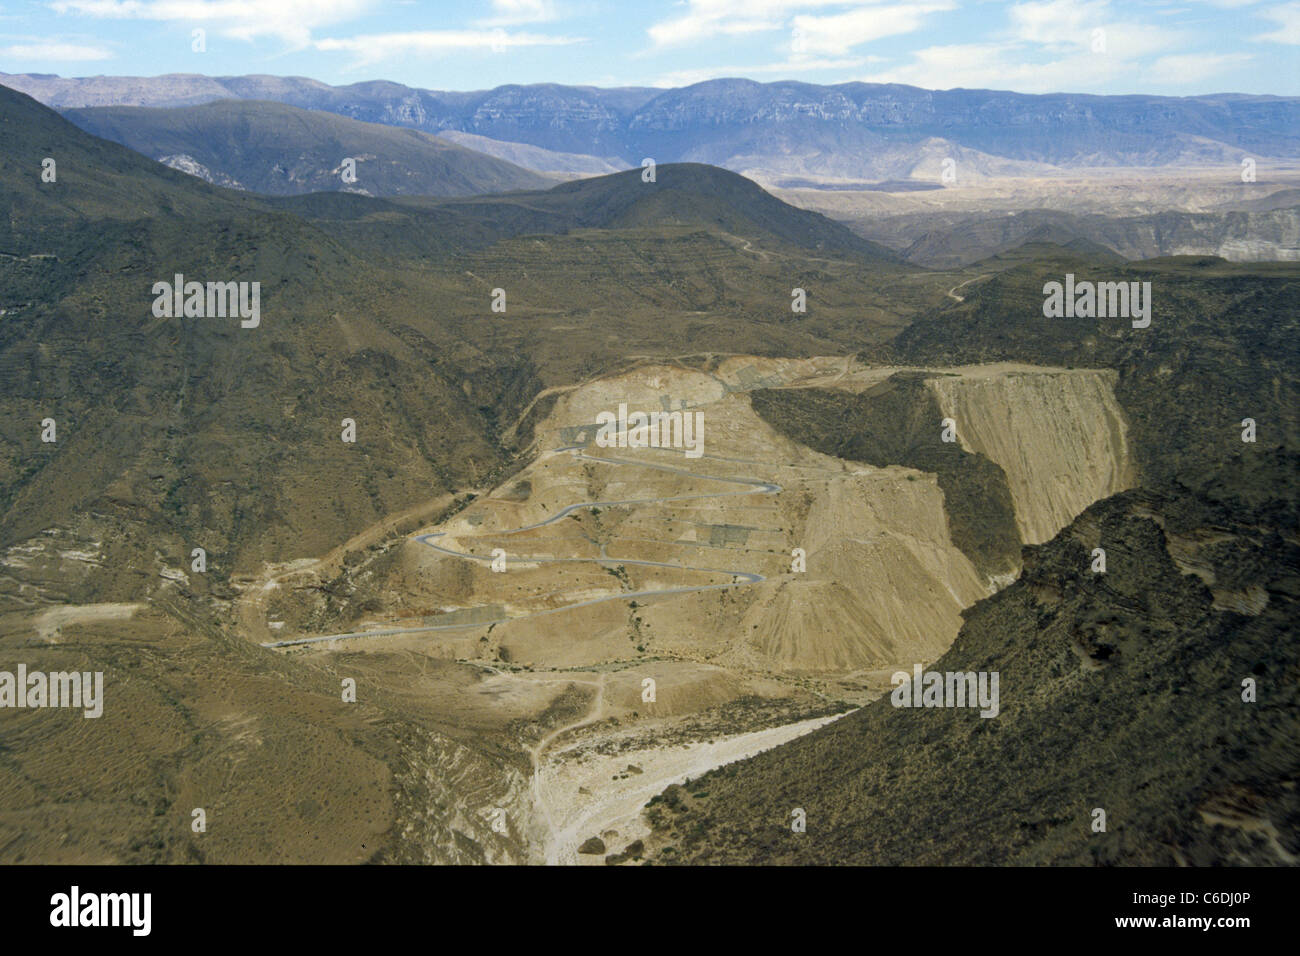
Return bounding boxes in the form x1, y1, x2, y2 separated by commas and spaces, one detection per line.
1, 0, 1297, 94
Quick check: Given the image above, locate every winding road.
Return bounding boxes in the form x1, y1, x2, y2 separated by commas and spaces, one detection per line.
946, 273, 994, 302
248, 411, 860, 864
261, 446, 780, 648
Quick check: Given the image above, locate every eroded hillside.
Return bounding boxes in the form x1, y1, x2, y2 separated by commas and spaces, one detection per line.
249, 355, 1137, 862
644, 487, 1300, 865
634, 253, 1299, 867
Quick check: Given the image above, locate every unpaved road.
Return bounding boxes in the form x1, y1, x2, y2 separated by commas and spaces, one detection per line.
242, 377, 855, 863
241, 488, 470, 646
262, 447, 779, 648
946, 273, 993, 302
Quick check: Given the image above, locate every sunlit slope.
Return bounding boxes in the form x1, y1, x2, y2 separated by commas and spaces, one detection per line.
882, 250, 1299, 517
64, 99, 554, 197
262, 362, 985, 674
926, 367, 1136, 544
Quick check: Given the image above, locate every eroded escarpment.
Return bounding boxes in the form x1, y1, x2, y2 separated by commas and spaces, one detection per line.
751, 362, 1135, 577
750, 371, 1021, 585
925, 366, 1136, 545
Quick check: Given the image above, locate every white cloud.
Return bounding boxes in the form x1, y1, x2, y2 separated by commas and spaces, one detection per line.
1010, 0, 1111, 47
477, 0, 558, 27
791, 3, 953, 56
1008, 1, 1181, 55
45, 0, 588, 68
47, 0, 375, 46
0, 40, 111, 59
1254, 1, 1300, 42
648, 0, 866, 48
315, 29, 584, 66
1146, 50, 1252, 81
857, 0, 1203, 93
862, 30, 1240, 93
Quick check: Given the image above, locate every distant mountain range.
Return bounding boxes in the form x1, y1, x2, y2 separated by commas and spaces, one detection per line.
880, 206, 1300, 267
5, 73, 1298, 182
63, 99, 554, 198
433, 129, 625, 176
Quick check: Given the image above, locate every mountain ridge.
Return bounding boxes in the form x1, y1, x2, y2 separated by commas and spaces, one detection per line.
63, 98, 554, 198
5, 73, 1297, 179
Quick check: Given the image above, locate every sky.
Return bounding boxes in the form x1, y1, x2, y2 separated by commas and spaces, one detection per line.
0, 0, 1297, 95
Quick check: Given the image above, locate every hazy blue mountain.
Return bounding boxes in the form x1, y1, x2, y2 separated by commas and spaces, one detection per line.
63, 99, 554, 198
6, 73, 1297, 178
